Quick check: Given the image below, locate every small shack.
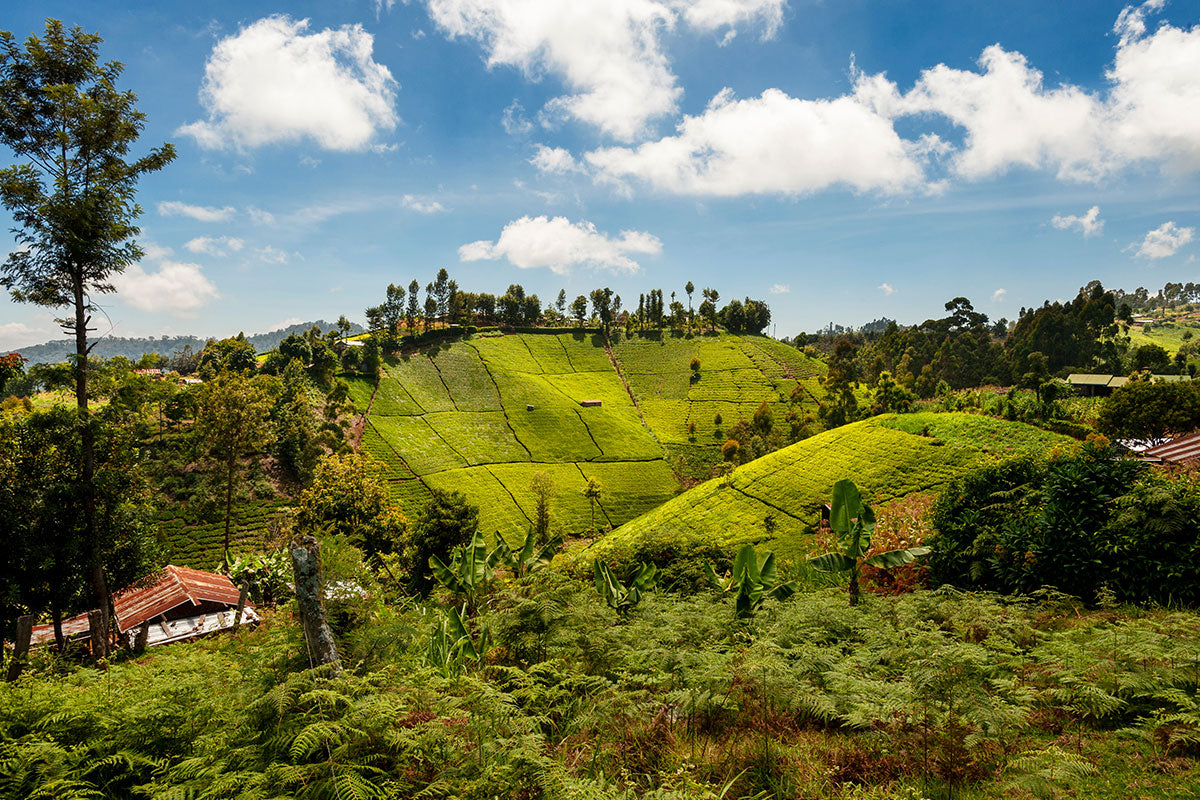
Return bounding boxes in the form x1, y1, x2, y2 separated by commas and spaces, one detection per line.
29, 566, 258, 650
580, 400, 602, 407
1140, 431, 1200, 465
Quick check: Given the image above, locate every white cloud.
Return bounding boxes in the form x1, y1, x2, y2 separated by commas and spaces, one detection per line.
458, 215, 661, 274
769, 283, 790, 295
402, 195, 447, 214
1051, 206, 1104, 237
424, 0, 786, 141
184, 236, 245, 256
992, 288, 1007, 301
1133, 221, 1195, 259
501, 99, 533, 136
256, 245, 289, 264
0, 320, 53, 350
247, 207, 276, 225
141, 242, 174, 261
531, 144, 580, 174
878, 282, 895, 296
179, 15, 399, 151
114, 261, 220, 315
572, 4, 1200, 198
587, 87, 924, 196
158, 201, 236, 222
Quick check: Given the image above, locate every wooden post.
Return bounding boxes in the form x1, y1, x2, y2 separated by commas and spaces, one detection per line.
231, 583, 248, 634
88, 610, 106, 662
5, 615, 34, 682
289, 535, 341, 675
134, 623, 149, 652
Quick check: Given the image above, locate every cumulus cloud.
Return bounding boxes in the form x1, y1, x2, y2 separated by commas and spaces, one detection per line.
247, 207, 276, 225
424, 0, 786, 141
878, 282, 895, 296
114, 260, 219, 315
458, 215, 661, 273
501, 99, 533, 136
0, 320, 53, 350
531, 144, 580, 174
1133, 221, 1195, 259
992, 288, 1007, 301
184, 236, 245, 256
402, 195, 447, 214
179, 15, 399, 151
587, 87, 924, 196
1051, 206, 1104, 237
158, 201, 236, 222
769, 283, 790, 294
567, 3, 1200, 198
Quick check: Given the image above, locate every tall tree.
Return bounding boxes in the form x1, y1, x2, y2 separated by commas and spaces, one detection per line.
572, 294, 588, 328
195, 371, 274, 563
0, 21, 175, 653
685, 281, 695, 329
406, 279, 420, 333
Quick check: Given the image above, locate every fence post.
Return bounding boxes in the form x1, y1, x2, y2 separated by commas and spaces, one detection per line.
289, 535, 341, 675
5, 615, 34, 682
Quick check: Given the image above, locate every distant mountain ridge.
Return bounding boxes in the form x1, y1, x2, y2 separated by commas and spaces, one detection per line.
11, 320, 364, 364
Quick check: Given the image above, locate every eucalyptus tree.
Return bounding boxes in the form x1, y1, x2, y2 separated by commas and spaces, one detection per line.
0, 21, 175, 652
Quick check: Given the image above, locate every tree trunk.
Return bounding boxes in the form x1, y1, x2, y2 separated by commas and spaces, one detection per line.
51, 602, 64, 653
5, 615, 34, 682
87, 610, 106, 661
849, 569, 860, 607
74, 277, 110, 658
289, 535, 341, 675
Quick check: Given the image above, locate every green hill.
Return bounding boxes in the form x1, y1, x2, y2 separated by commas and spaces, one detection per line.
584, 412, 1075, 565
355, 330, 823, 538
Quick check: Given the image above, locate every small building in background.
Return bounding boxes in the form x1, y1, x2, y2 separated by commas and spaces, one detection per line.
1140, 431, 1200, 466
30, 566, 256, 650
1066, 373, 1189, 397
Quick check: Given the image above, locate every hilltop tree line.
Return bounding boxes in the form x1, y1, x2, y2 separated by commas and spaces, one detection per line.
797, 282, 1195, 411
363, 269, 771, 348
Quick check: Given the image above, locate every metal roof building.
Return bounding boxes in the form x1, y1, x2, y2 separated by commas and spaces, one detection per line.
30, 566, 257, 649
1141, 431, 1200, 465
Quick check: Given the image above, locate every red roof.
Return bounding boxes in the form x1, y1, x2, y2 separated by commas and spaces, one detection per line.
113, 566, 243, 632
1142, 431, 1200, 465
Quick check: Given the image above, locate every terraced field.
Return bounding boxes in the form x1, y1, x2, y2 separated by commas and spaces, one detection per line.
358, 331, 821, 539
157, 501, 285, 569
585, 412, 1074, 566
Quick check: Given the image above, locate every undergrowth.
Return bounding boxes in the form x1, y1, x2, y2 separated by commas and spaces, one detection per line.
2, 578, 1199, 799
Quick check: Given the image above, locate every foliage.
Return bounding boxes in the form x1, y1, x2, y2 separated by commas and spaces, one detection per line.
0, 405, 160, 639
1096, 377, 1200, 445
809, 479, 930, 605
703, 544, 796, 617
926, 442, 1200, 603
492, 527, 562, 579
428, 530, 496, 613
227, 549, 292, 606
406, 488, 480, 594
295, 453, 408, 573
594, 560, 657, 616
195, 370, 275, 562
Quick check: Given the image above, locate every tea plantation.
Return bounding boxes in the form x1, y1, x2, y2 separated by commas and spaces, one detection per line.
358, 331, 823, 539
588, 412, 1074, 565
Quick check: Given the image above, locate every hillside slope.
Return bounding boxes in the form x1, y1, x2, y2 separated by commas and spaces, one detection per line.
586, 412, 1075, 564
355, 330, 822, 538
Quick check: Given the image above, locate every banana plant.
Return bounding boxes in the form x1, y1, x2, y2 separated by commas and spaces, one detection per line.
429, 530, 494, 614
491, 526, 563, 579
809, 479, 930, 606
704, 544, 797, 618
593, 560, 657, 616
426, 604, 490, 677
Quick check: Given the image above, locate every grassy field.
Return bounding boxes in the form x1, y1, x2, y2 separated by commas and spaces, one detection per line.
359, 331, 829, 540
156, 500, 285, 569
587, 412, 1074, 567
1127, 313, 1200, 355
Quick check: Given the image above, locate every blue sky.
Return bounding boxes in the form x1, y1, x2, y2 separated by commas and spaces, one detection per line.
2, 0, 1199, 348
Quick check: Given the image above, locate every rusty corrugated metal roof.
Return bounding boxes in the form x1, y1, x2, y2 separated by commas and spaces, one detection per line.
113, 566, 242, 632
1142, 431, 1200, 465
29, 566, 248, 645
